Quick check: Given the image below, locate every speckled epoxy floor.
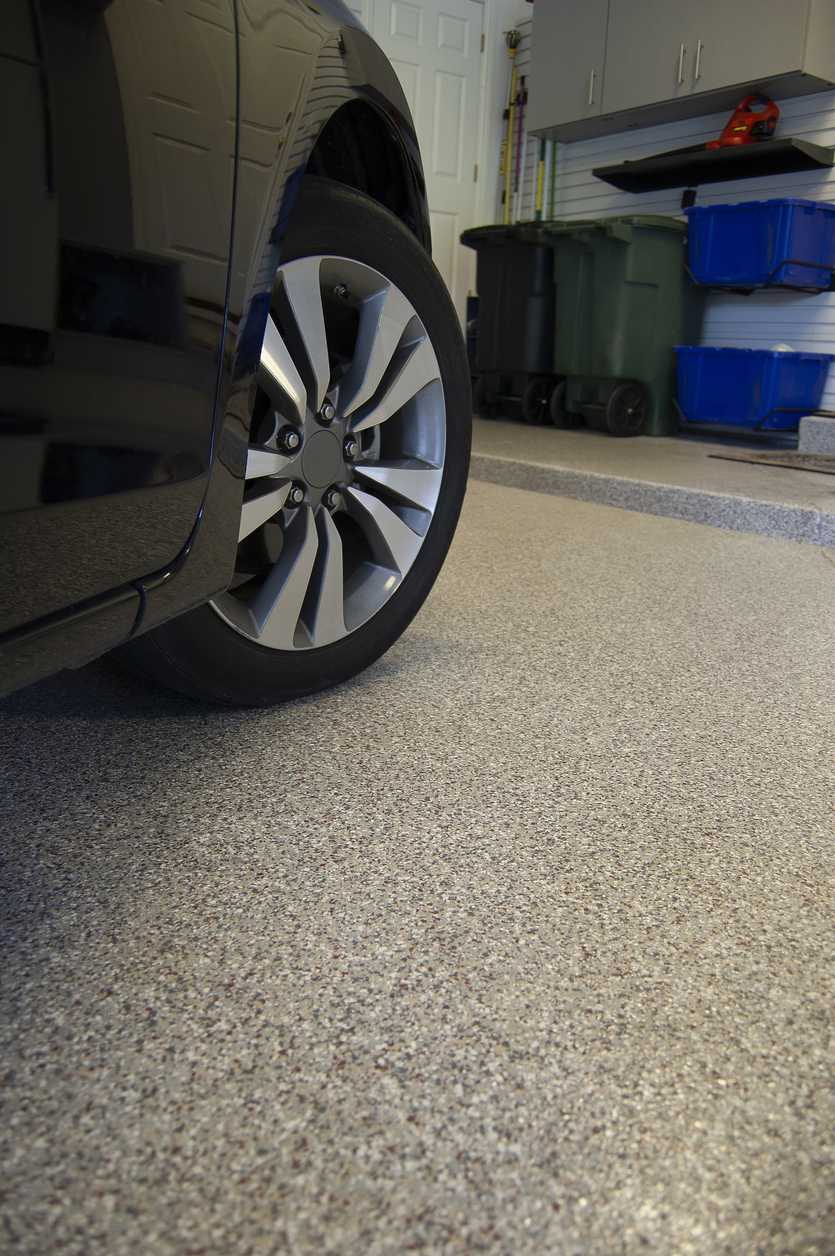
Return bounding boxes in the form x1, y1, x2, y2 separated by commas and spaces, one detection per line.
470, 419, 835, 546
2, 481, 835, 1256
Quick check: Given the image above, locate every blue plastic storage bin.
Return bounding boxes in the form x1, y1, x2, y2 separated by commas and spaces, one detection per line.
675, 346, 833, 430
685, 199, 835, 289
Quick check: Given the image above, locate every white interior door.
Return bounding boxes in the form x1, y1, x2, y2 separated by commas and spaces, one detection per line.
364, 0, 483, 326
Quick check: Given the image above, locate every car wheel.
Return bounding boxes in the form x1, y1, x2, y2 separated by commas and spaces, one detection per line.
116, 177, 471, 706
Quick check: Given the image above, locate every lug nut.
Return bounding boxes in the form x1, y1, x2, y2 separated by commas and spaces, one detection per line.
318, 403, 335, 424
343, 436, 359, 459
277, 425, 301, 453
286, 485, 305, 506
323, 488, 341, 509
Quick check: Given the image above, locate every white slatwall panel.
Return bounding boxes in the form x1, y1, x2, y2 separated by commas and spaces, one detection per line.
511, 85, 835, 410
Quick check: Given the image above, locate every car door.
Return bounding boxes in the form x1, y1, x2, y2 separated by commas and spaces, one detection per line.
0, 0, 236, 636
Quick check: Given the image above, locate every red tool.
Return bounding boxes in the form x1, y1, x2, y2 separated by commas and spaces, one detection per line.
706, 93, 779, 149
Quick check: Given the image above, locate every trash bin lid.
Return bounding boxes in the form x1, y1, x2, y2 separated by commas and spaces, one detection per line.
462, 215, 688, 252
460, 222, 572, 248
532, 214, 688, 238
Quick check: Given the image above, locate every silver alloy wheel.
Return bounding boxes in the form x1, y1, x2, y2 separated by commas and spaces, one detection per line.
211, 256, 446, 650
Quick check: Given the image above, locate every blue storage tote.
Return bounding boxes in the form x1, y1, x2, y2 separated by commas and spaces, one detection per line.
675, 346, 834, 430
685, 199, 835, 289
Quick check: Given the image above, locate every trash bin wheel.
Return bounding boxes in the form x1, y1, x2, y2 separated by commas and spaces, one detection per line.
549, 380, 584, 430
521, 376, 551, 425
473, 373, 504, 419
606, 382, 648, 437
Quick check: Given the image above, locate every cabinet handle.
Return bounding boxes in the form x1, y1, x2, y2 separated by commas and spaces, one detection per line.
677, 43, 686, 84
694, 39, 703, 79
588, 68, 595, 105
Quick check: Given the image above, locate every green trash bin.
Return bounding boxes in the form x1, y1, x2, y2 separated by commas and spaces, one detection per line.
522, 216, 706, 436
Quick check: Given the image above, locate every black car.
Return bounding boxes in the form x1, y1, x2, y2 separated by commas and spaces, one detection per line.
0, 0, 470, 705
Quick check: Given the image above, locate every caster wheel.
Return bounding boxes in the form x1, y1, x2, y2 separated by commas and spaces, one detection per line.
473, 374, 504, 419
549, 380, 584, 429
520, 376, 551, 425
606, 382, 648, 437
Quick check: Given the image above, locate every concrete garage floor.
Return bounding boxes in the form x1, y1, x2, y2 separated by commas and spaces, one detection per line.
2, 481, 835, 1256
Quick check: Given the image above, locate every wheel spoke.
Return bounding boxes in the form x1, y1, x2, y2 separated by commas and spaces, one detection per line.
339, 285, 416, 417
307, 508, 347, 646
260, 314, 306, 424
245, 446, 291, 479
343, 484, 424, 574
350, 336, 440, 433
238, 482, 291, 542
250, 505, 319, 648
279, 257, 330, 413
354, 462, 443, 511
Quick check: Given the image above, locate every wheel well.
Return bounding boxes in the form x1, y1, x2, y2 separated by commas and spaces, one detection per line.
305, 100, 428, 249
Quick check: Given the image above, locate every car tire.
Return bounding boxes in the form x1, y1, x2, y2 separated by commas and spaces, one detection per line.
115, 177, 471, 706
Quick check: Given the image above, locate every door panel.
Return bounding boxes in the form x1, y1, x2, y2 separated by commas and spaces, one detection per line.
391, 0, 422, 41
345, 0, 373, 26
371, 0, 483, 324
603, 0, 694, 114
0, 0, 236, 635
432, 71, 465, 176
528, 0, 608, 132
389, 56, 420, 115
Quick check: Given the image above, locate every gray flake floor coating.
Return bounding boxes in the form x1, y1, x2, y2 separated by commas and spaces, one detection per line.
470, 419, 835, 546
2, 481, 835, 1256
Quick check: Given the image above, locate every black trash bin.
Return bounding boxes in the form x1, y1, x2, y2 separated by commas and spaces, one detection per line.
460, 223, 560, 424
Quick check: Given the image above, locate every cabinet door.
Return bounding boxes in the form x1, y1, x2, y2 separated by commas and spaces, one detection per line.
527, 0, 608, 133
602, 0, 694, 114
691, 0, 808, 95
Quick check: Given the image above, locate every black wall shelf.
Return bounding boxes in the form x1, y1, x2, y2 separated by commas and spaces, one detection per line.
593, 138, 834, 194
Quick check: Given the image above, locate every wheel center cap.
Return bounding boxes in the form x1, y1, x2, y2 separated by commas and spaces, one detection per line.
301, 430, 342, 488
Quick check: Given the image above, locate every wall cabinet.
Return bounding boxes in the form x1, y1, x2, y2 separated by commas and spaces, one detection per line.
528, 0, 835, 143
691, 0, 809, 94
601, 0, 698, 116
525, 0, 609, 127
